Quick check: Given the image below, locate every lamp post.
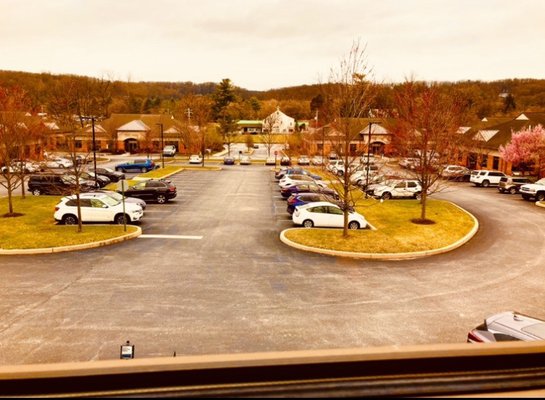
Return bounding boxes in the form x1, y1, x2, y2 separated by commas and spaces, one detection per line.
365, 122, 374, 191
81, 115, 98, 188
156, 123, 164, 168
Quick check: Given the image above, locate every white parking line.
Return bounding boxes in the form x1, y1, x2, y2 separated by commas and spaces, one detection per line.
139, 234, 203, 240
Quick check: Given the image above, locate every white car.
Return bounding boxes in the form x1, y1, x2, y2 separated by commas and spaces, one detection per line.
265, 156, 276, 166
163, 145, 176, 157
372, 179, 422, 200
54, 193, 144, 225
189, 154, 202, 164
44, 157, 73, 169
279, 174, 322, 189
297, 155, 310, 165
240, 155, 252, 165
311, 155, 324, 166
292, 201, 368, 230
0, 160, 41, 174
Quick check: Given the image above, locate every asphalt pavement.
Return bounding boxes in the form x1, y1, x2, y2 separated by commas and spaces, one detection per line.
1, 164, 545, 365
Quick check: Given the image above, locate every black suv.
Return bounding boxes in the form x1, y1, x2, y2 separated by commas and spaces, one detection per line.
498, 176, 533, 194
28, 174, 95, 195
120, 179, 177, 204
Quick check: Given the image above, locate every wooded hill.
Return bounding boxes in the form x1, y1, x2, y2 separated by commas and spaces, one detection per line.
1, 69, 545, 123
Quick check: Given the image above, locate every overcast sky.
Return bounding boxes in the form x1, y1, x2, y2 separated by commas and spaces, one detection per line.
1, 0, 544, 91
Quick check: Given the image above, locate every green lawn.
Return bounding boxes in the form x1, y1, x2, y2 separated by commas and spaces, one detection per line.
0, 196, 137, 250
284, 199, 475, 253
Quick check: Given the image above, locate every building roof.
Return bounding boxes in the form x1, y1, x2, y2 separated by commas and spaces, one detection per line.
117, 119, 151, 132
475, 112, 545, 150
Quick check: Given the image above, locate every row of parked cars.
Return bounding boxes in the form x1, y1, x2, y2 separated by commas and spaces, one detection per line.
275, 166, 369, 230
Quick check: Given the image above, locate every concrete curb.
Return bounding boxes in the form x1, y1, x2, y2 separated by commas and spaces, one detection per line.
0, 226, 142, 255
279, 201, 479, 260
536, 201, 545, 208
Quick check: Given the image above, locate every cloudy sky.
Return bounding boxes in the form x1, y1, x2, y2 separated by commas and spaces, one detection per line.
1, 0, 544, 91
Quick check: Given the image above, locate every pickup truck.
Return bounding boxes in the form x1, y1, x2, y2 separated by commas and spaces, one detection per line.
520, 178, 545, 201
115, 158, 156, 173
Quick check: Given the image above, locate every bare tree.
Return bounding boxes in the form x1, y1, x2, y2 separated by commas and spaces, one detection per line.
182, 95, 213, 167
47, 76, 112, 231
388, 81, 467, 223
320, 41, 377, 237
260, 111, 281, 158
0, 86, 42, 215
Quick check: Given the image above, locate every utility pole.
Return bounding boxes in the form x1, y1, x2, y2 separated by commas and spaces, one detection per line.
81, 115, 98, 188
156, 123, 164, 168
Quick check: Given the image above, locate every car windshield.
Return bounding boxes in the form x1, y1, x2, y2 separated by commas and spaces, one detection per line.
101, 196, 120, 206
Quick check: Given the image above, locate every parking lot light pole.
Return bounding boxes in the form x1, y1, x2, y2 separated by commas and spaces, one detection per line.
81, 115, 98, 188
365, 122, 374, 191
156, 123, 164, 168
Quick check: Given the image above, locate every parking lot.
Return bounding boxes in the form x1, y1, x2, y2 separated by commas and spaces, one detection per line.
2, 163, 545, 365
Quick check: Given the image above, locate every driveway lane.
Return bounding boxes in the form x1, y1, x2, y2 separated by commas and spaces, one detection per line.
2, 171, 545, 364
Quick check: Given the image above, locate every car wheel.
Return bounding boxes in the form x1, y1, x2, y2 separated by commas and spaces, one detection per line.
116, 167, 123, 172
509, 187, 517, 195
348, 221, 360, 230
32, 189, 41, 196
482, 180, 490, 188
498, 188, 504, 193
141, 167, 148, 173
381, 192, 392, 200
536, 192, 545, 202
302, 219, 314, 228
62, 214, 78, 225
156, 194, 167, 204
415, 192, 422, 200
59, 164, 64, 169
522, 194, 531, 201
114, 214, 128, 224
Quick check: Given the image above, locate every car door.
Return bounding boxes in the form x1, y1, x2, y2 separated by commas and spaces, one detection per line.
88, 198, 112, 222
307, 206, 329, 227
326, 205, 344, 227
391, 181, 407, 198
406, 181, 420, 197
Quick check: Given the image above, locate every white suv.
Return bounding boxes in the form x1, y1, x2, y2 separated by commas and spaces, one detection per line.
54, 193, 144, 225
372, 179, 422, 200
469, 170, 506, 187
163, 145, 176, 157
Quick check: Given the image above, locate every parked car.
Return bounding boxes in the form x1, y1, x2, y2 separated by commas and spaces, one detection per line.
28, 174, 95, 195
79, 171, 110, 188
115, 158, 156, 173
189, 154, 202, 164
54, 193, 144, 225
280, 182, 337, 199
292, 201, 368, 230
520, 178, 545, 201
498, 176, 533, 194
265, 156, 276, 166
240, 155, 252, 165
297, 155, 310, 165
311, 155, 324, 166
469, 170, 507, 187
119, 179, 177, 204
326, 159, 345, 175
43, 157, 73, 169
372, 179, 422, 200
441, 165, 471, 181
278, 174, 322, 190
162, 145, 176, 157
0, 159, 41, 174
223, 156, 235, 165
275, 167, 322, 181
467, 311, 545, 343
399, 157, 419, 169
80, 190, 147, 210
75, 154, 92, 165
286, 192, 351, 215
280, 156, 291, 166
88, 167, 125, 182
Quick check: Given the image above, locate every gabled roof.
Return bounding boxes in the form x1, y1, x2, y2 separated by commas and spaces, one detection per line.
474, 130, 499, 142
117, 120, 151, 132
474, 112, 545, 150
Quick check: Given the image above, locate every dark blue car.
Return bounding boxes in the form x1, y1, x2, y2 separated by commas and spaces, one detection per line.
280, 182, 337, 199
275, 167, 322, 181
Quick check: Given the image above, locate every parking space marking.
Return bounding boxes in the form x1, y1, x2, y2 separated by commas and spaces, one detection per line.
139, 234, 203, 240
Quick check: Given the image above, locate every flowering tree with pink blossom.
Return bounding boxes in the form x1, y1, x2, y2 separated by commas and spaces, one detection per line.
500, 124, 545, 177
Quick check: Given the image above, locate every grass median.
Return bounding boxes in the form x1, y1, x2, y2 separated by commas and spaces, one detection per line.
0, 196, 138, 250
283, 198, 475, 254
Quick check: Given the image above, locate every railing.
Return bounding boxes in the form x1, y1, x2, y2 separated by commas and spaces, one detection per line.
2, 342, 545, 397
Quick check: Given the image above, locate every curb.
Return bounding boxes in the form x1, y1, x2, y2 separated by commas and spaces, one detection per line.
0, 226, 142, 255
279, 201, 479, 260
536, 201, 545, 208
